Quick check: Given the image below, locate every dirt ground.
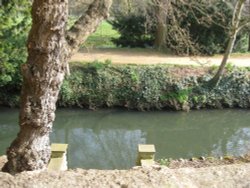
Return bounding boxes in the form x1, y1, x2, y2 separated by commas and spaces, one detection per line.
1, 155, 250, 187
71, 48, 250, 67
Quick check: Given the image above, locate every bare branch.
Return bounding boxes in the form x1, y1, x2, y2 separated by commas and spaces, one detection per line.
237, 16, 250, 31
209, 0, 247, 87
66, 0, 112, 56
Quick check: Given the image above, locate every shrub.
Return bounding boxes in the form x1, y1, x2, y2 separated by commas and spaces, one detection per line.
57, 62, 250, 111
110, 1, 246, 55
110, 14, 155, 48
0, 0, 31, 106
2, 60, 250, 110
0, 0, 31, 88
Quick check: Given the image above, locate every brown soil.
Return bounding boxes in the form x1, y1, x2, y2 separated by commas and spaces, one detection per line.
0, 156, 6, 170
162, 154, 250, 169
1, 155, 250, 187
71, 48, 250, 67
168, 66, 211, 78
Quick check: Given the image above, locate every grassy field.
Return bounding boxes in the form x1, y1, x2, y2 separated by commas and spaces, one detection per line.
83, 21, 120, 48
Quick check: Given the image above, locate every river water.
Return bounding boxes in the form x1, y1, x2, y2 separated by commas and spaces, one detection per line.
0, 107, 250, 169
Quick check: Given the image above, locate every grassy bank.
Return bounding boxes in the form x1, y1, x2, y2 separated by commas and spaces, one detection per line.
58, 61, 250, 110
1, 61, 250, 110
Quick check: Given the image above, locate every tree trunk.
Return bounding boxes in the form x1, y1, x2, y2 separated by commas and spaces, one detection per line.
248, 0, 250, 51
154, 0, 169, 50
209, 0, 246, 87
2, 0, 69, 173
248, 32, 250, 51
126, 0, 132, 14
209, 35, 237, 86
3, 0, 111, 174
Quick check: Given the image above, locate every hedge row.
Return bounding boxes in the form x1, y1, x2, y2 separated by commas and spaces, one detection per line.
1, 61, 250, 111
58, 62, 250, 111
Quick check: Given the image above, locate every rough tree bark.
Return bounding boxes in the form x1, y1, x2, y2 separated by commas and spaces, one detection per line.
209, 0, 246, 87
248, 0, 250, 51
2, 0, 111, 174
248, 32, 250, 51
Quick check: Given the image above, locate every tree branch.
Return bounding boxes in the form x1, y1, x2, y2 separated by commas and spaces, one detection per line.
66, 0, 112, 56
237, 18, 250, 31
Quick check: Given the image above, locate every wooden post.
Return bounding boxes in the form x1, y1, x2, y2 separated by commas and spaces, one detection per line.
48, 143, 68, 171
136, 144, 156, 166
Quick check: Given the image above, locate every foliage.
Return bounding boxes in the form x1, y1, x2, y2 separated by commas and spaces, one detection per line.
110, 14, 156, 48
68, 18, 120, 48
158, 158, 172, 166
59, 62, 190, 110
57, 62, 250, 111
83, 21, 120, 48
1, 61, 250, 110
193, 69, 250, 109
110, 0, 247, 55
179, 1, 232, 55
233, 31, 249, 53
0, 0, 31, 88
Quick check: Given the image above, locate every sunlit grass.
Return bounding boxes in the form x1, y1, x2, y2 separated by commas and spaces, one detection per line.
83, 21, 120, 48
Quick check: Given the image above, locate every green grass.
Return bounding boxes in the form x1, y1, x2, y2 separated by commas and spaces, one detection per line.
83, 21, 120, 48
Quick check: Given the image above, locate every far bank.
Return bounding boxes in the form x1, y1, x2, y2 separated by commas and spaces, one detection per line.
1, 62, 250, 111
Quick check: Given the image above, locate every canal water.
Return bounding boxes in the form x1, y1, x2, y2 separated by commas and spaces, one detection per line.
0, 107, 250, 169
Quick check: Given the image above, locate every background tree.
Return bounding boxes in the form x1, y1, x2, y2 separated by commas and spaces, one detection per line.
0, 0, 31, 101
209, 0, 249, 86
2, 0, 112, 174
153, 0, 169, 49
246, 0, 250, 51
69, 0, 93, 16
153, 0, 236, 55
111, 0, 234, 55
110, 0, 154, 47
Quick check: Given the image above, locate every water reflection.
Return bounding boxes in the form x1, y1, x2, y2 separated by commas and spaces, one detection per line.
51, 109, 147, 169
225, 128, 250, 156
0, 107, 250, 169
